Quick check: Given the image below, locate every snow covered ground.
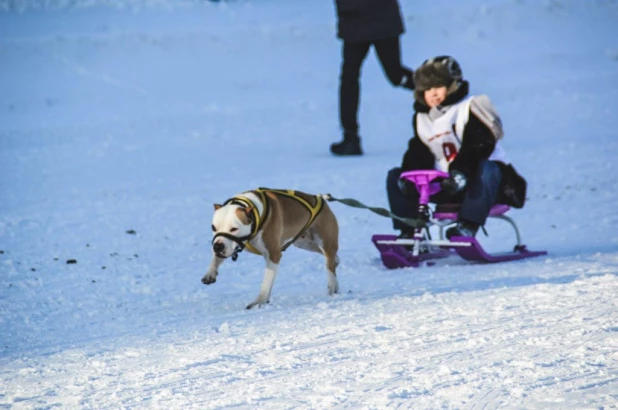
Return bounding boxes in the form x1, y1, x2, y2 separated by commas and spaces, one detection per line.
1, 0, 618, 408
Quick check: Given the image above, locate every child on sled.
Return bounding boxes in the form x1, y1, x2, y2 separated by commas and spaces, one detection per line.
386, 56, 527, 239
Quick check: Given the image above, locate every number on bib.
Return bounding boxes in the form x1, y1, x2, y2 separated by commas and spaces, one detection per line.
442, 142, 458, 162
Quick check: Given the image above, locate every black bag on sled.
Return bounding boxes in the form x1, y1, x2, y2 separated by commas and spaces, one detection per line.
498, 163, 527, 209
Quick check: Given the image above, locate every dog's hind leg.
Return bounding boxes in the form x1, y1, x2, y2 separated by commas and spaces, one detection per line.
293, 231, 339, 295
321, 242, 339, 296
294, 225, 339, 295
246, 251, 282, 310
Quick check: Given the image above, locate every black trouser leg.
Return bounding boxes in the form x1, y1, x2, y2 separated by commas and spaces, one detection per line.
339, 41, 370, 137
459, 161, 503, 225
387, 167, 464, 232
373, 36, 415, 90
386, 167, 420, 232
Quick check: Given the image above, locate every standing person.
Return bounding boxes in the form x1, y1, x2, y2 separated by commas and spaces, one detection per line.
386, 56, 527, 238
330, 0, 416, 156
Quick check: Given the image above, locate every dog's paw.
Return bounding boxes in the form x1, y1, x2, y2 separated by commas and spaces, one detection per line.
328, 285, 339, 296
201, 272, 217, 285
245, 299, 269, 310
328, 278, 339, 295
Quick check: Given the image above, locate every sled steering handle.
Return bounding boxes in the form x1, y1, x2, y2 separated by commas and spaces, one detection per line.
400, 170, 449, 205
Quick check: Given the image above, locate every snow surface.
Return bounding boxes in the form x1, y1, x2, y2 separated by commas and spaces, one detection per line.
1, 0, 618, 408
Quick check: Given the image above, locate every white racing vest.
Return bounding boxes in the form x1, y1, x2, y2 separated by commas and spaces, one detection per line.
415, 95, 509, 172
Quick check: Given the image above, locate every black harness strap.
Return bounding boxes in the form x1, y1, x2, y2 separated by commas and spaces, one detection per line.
213, 190, 270, 261
261, 188, 325, 252
213, 189, 325, 261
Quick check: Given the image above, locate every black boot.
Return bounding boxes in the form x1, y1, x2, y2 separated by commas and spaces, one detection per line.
446, 220, 479, 240
400, 67, 415, 91
330, 134, 363, 156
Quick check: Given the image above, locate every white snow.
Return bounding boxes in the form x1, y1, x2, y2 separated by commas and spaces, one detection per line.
1, 0, 618, 408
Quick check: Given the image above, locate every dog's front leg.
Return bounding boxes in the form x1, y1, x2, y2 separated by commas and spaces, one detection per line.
201, 255, 225, 285
246, 253, 281, 310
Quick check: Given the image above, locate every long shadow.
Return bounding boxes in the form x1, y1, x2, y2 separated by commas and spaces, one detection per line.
344, 249, 618, 304
407, 270, 618, 299
537, 243, 618, 259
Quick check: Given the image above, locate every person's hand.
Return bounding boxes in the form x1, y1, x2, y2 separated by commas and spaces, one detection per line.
397, 178, 417, 196
440, 170, 467, 195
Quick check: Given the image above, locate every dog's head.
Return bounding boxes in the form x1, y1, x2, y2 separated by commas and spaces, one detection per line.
211, 202, 255, 258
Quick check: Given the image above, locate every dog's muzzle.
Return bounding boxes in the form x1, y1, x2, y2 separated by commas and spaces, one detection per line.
213, 241, 225, 256
212, 232, 249, 261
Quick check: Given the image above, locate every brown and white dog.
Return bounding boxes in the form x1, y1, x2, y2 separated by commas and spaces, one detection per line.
202, 188, 340, 309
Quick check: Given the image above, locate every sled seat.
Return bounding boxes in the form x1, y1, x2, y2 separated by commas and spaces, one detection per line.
433, 203, 510, 221
433, 202, 519, 243
372, 169, 547, 269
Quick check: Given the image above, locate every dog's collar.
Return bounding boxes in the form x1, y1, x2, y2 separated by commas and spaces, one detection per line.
213, 190, 270, 260
225, 190, 269, 241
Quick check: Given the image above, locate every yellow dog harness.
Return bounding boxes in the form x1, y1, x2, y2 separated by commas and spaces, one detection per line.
220, 188, 324, 259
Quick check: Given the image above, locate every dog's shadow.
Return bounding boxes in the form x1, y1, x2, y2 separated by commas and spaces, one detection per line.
337, 250, 618, 306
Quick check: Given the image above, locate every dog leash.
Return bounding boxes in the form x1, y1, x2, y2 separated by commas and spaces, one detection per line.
322, 194, 426, 229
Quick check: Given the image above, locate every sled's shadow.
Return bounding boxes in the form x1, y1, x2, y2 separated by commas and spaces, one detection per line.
358, 247, 618, 301
409, 270, 616, 298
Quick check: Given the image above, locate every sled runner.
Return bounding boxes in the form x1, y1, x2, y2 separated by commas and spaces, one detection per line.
372, 170, 547, 269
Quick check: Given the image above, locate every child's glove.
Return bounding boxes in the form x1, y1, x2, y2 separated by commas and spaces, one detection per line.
397, 178, 417, 196
441, 170, 467, 195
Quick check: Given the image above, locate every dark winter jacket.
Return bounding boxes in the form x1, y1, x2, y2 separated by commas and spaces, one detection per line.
335, 0, 405, 43
400, 83, 527, 208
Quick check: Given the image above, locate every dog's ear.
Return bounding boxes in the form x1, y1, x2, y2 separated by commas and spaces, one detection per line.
243, 206, 254, 219
214, 203, 223, 211
235, 206, 254, 225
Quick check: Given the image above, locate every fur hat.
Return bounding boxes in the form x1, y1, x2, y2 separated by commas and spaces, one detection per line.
413, 56, 463, 105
